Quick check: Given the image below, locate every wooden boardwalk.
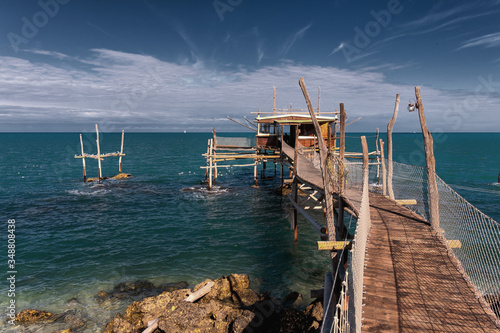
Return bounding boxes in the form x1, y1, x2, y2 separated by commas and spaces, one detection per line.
281, 142, 499, 331
363, 193, 499, 332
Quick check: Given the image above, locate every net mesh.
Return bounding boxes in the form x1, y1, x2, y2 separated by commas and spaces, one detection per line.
215, 136, 255, 147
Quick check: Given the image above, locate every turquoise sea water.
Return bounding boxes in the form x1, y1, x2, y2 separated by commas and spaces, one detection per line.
0, 132, 499, 331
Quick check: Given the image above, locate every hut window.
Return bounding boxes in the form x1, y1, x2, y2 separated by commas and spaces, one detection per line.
260, 123, 276, 134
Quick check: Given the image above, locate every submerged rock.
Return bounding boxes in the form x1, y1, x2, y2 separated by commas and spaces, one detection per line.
97, 279, 188, 305
15, 309, 59, 324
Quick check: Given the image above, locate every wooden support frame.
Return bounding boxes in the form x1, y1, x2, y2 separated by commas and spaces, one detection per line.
79, 134, 86, 182
96, 124, 102, 184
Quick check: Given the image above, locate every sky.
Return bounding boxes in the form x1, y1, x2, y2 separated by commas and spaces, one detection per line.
1, 0, 499, 132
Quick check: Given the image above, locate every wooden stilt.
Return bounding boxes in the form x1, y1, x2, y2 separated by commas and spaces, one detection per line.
387, 94, 400, 200
119, 130, 124, 174
415, 87, 439, 229
254, 159, 258, 186
79, 134, 87, 182
205, 139, 210, 180
212, 129, 217, 183
292, 179, 298, 244
96, 124, 102, 184
380, 139, 387, 196
208, 138, 213, 190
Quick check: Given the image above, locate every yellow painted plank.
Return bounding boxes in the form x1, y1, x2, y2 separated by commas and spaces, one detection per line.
395, 199, 417, 205
447, 240, 462, 248
317, 241, 352, 251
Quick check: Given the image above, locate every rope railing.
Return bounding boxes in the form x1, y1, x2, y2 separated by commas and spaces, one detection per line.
388, 160, 500, 317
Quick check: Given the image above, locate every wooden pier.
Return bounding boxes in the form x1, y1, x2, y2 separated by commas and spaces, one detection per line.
204, 79, 500, 331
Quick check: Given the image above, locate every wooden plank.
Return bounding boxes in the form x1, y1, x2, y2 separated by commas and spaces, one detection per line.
395, 199, 417, 205
317, 241, 352, 251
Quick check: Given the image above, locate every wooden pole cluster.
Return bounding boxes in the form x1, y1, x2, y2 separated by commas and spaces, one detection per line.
75, 125, 126, 182
415, 87, 440, 229
387, 94, 400, 200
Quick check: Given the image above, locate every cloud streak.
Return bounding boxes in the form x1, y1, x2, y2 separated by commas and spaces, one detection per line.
279, 24, 312, 57
458, 32, 500, 50
0, 49, 499, 132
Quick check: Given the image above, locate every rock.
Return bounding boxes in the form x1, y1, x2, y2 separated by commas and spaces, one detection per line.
304, 299, 323, 322
283, 292, 303, 308
15, 309, 59, 324
103, 274, 323, 333
56, 329, 74, 333
195, 274, 262, 307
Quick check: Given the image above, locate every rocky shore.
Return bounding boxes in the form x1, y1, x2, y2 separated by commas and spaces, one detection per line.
12, 274, 323, 333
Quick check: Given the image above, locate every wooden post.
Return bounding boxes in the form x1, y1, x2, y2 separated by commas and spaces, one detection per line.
498, 169, 500, 184
387, 94, 400, 200
205, 139, 210, 180
292, 125, 299, 243
79, 134, 87, 182
208, 138, 213, 190
339, 104, 346, 195
253, 160, 258, 186
380, 139, 387, 196
96, 124, 102, 184
415, 87, 439, 229
299, 77, 337, 256
212, 129, 217, 182
361, 136, 369, 181
119, 130, 124, 174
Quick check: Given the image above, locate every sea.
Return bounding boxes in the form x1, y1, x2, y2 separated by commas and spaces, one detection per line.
0, 132, 499, 332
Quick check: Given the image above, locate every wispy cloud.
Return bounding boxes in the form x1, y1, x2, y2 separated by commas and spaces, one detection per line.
0, 49, 498, 132
329, 42, 344, 56
279, 24, 312, 57
458, 32, 500, 50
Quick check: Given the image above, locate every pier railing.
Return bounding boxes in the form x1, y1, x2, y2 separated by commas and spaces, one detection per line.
389, 160, 500, 317
343, 158, 500, 320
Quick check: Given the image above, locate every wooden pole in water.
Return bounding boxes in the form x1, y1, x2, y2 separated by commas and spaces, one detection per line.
208, 138, 213, 190
292, 125, 299, 243
415, 87, 440, 229
212, 129, 217, 182
96, 124, 102, 184
119, 130, 124, 174
387, 94, 400, 200
380, 139, 387, 196
79, 134, 87, 182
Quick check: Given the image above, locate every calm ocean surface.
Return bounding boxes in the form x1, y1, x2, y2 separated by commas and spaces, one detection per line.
0, 132, 499, 331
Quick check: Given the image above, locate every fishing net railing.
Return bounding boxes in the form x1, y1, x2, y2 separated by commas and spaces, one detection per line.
215, 136, 255, 148
389, 160, 500, 316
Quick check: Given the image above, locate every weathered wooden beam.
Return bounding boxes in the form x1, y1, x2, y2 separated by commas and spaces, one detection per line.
415, 87, 440, 229
184, 281, 214, 302
288, 194, 327, 236
317, 241, 352, 251
395, 199, 417, 205
380, 139, 387, 196
387, 94, 400, 200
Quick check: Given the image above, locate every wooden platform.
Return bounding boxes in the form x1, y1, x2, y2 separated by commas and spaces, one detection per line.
362, 193, 500, 332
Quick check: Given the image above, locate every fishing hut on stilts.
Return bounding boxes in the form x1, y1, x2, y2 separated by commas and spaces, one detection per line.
74, 124, 131, 183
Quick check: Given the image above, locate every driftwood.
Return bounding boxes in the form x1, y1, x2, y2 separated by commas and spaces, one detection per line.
183, 281, 215, 303
142, 318, 158, 333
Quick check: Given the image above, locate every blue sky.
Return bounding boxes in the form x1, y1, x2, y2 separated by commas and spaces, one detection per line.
1, 0, 499, 132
